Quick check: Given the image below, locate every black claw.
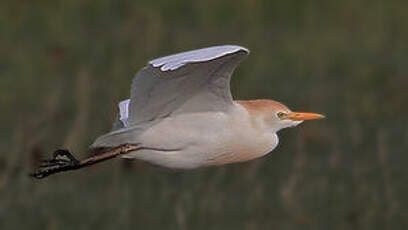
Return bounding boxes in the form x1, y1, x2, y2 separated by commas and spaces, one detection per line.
53, 149, 80, 164
30, 149, 81, 179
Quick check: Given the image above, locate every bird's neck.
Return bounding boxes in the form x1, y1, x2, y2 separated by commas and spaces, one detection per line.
202, 102, 280, 167
234, 100, 280, 150
235, 100, 272, 132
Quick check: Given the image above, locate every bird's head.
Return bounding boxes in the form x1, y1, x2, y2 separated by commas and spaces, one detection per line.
238, 100, 325, 133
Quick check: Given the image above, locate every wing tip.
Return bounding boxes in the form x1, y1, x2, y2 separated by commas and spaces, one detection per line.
149, 45, 249, 71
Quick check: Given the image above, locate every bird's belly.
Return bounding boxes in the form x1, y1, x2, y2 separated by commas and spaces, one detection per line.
201, 134, 278, 167
122, 129, 277, 169
121, 111, 235, 168
202, 150, 265, 167
122, 139, 274, 169
122, 148, 203, 169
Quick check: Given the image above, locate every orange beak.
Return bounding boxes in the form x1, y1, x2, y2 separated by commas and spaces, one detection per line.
288, 112, 325, 121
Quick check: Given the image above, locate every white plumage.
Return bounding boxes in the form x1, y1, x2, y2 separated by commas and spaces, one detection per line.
31, 45, 323, 178
90, 45, 323, 169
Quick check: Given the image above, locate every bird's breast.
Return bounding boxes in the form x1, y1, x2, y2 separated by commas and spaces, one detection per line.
200, 104, 279, 167
202, 132, 278, 167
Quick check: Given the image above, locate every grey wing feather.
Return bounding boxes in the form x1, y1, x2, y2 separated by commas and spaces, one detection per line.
150, 45, 249, 71
129, 45, 249, 126
91, 45, 249, 148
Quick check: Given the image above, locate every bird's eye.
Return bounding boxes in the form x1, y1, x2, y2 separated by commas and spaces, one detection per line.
276, 112, 287, 119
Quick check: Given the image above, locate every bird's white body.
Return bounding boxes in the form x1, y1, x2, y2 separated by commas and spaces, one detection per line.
90, 45, 323, 169
121, 102, 278, 169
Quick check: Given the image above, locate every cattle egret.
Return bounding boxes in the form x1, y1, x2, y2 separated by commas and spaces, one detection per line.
31, 45, 324, 179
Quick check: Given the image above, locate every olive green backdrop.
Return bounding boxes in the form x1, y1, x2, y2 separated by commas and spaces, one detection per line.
1, 0, 407, 229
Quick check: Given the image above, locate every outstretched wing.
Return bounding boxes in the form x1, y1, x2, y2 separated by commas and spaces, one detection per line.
91, 45, 249, 148
128, 45, 249, 126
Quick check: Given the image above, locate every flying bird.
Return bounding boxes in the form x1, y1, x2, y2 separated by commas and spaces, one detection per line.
31, 45, 324, 179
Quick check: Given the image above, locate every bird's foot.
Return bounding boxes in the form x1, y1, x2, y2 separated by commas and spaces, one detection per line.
30, 149, 80, 179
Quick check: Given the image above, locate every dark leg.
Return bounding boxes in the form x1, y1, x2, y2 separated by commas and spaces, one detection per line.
30, 145, 139, 179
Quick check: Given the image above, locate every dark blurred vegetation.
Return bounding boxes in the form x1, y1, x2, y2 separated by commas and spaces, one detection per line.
1, 0, 408, 229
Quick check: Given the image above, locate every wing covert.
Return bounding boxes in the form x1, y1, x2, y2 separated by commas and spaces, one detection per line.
128, 45, 249, 126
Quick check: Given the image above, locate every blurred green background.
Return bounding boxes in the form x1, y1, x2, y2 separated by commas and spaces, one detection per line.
1, 0, 408, 229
